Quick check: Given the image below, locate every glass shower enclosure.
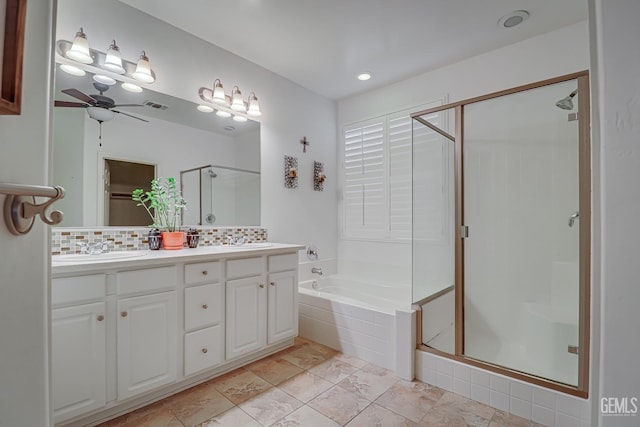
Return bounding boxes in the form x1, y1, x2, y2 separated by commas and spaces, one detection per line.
411, 72, 590, 395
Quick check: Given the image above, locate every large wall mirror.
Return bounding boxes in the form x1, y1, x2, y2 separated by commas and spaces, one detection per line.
52, 50, 260, 228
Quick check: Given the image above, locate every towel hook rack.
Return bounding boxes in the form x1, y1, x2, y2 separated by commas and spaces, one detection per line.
0, 183, 65, 236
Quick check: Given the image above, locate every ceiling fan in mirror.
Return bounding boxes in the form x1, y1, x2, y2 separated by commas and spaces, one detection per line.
55, 82, 148, 146
54, 82, 148, 124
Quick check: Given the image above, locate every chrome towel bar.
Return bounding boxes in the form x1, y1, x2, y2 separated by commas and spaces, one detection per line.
0, 183, 65, 235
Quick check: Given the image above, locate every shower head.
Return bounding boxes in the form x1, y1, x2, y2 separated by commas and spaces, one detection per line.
556, 90, 578, 110
206, 168, 217, 178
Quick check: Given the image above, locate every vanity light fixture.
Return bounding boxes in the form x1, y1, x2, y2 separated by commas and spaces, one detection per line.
198, 81, 261, 120
103, 40, 126, 74
131, 51, 155, 84
57, 30, 157, 88
66, 28, 93, 64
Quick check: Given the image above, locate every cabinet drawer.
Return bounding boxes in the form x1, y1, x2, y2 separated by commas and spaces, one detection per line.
184, 326, 222, 376
268, 253, 298, 273
52, 274, 106, 307
226, 257, 263, 279
184, 283, 222, 330
184, 261, 221, 285
117, 266, 177, 295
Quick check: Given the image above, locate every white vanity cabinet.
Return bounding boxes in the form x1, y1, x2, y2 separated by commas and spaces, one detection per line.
51, 275, 107, 424
51, 244, 302, 426
226, 257, 267, 359
183, 261, 224, 376
116, 266, 178, 400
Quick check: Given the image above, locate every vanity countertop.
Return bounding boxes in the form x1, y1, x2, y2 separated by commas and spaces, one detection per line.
52, 243, 305, 275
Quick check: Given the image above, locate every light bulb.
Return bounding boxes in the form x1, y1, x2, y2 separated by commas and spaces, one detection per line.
103, 40, 125, 74
66, 27, 93, 64
212, 79, 226, 104
131, 51, 155, 83
230, 86, 246, 112
247, 92, 262, 117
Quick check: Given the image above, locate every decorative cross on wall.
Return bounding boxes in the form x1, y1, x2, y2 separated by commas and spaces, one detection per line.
300, 136, 310, 153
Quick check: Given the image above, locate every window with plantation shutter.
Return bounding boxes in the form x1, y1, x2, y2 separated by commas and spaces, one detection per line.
341, 99, 445, 241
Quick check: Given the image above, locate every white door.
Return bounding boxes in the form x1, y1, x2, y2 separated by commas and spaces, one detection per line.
0, 2, 53, 425
226, 276, 266, 359
117, 291, 177, 400
52, 302, 106, 422
267, 270, 298, 344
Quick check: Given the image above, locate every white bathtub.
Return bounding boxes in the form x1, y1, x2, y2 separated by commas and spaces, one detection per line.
298, 276, 412, 373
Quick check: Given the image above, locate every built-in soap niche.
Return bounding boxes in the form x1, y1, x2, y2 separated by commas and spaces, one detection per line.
284, 155, 298, 189
313, 161, 325, 191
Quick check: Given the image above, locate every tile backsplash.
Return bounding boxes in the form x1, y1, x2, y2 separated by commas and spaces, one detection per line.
51, 227, 268, 255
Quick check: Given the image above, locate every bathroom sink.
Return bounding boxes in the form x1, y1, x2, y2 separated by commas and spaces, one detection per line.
223, 243, 273, 250
52, 251, 149, 264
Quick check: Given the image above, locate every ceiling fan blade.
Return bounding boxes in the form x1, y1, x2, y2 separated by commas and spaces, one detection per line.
113, 104, 145, 107
61, 88, 96, 104
55, 100, 88, 108
112, 109, 149, 122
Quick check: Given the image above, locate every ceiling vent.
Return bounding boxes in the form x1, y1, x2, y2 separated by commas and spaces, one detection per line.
143, 100, 168, 110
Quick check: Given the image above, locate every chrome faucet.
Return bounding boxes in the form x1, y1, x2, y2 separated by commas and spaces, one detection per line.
311, 267, 323, 276
77, 240, 111, 255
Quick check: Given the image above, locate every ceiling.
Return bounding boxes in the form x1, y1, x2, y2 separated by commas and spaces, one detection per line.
119, 0, 588, 100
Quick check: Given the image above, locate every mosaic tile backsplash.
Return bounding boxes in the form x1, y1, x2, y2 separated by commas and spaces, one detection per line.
51, 227, 268, 255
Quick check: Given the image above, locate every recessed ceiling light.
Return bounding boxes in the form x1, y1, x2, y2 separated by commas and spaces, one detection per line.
357, 72, 372, 81
232, 115, 248, 122
197, 104, 214, 113
498, 10, 529, 28
216, 110, 232, 118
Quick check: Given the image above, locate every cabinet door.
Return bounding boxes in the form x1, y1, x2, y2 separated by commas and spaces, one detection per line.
117, 291, 177, 400
52, 302, 106, 423
226, 276, 266, 359
267, 270, 298, 344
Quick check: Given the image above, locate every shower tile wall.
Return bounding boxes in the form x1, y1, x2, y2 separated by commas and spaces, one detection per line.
416, 350, 591, 427
51, 227, 268, 255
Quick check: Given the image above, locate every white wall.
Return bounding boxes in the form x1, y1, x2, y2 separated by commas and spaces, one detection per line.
590, 0, 640, 425
337, 21, 589, 299
0, 1, 53, 426
56, 0, 338, 262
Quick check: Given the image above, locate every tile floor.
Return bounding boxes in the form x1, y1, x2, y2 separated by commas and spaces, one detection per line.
100, 337, 544, 427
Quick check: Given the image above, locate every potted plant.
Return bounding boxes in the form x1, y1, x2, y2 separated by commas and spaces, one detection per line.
132, 177, 187, 250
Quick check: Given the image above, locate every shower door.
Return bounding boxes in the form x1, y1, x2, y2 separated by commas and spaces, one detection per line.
411, 72, 590, 394
462, 79, 586, 387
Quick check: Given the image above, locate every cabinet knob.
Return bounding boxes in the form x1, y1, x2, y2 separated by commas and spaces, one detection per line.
202, 304, 208, 310
121, 311, 128, 318
201, 348, 208, 354
270, 282, 275, 286
259, 284, 264, 288
97, 315, 104, 322
201, 270, 208, 276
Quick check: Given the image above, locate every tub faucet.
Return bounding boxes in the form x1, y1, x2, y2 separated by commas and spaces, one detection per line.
311, 267, 323, 276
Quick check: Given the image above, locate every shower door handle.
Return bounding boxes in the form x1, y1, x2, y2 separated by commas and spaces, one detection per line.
568, 211, 579, 227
